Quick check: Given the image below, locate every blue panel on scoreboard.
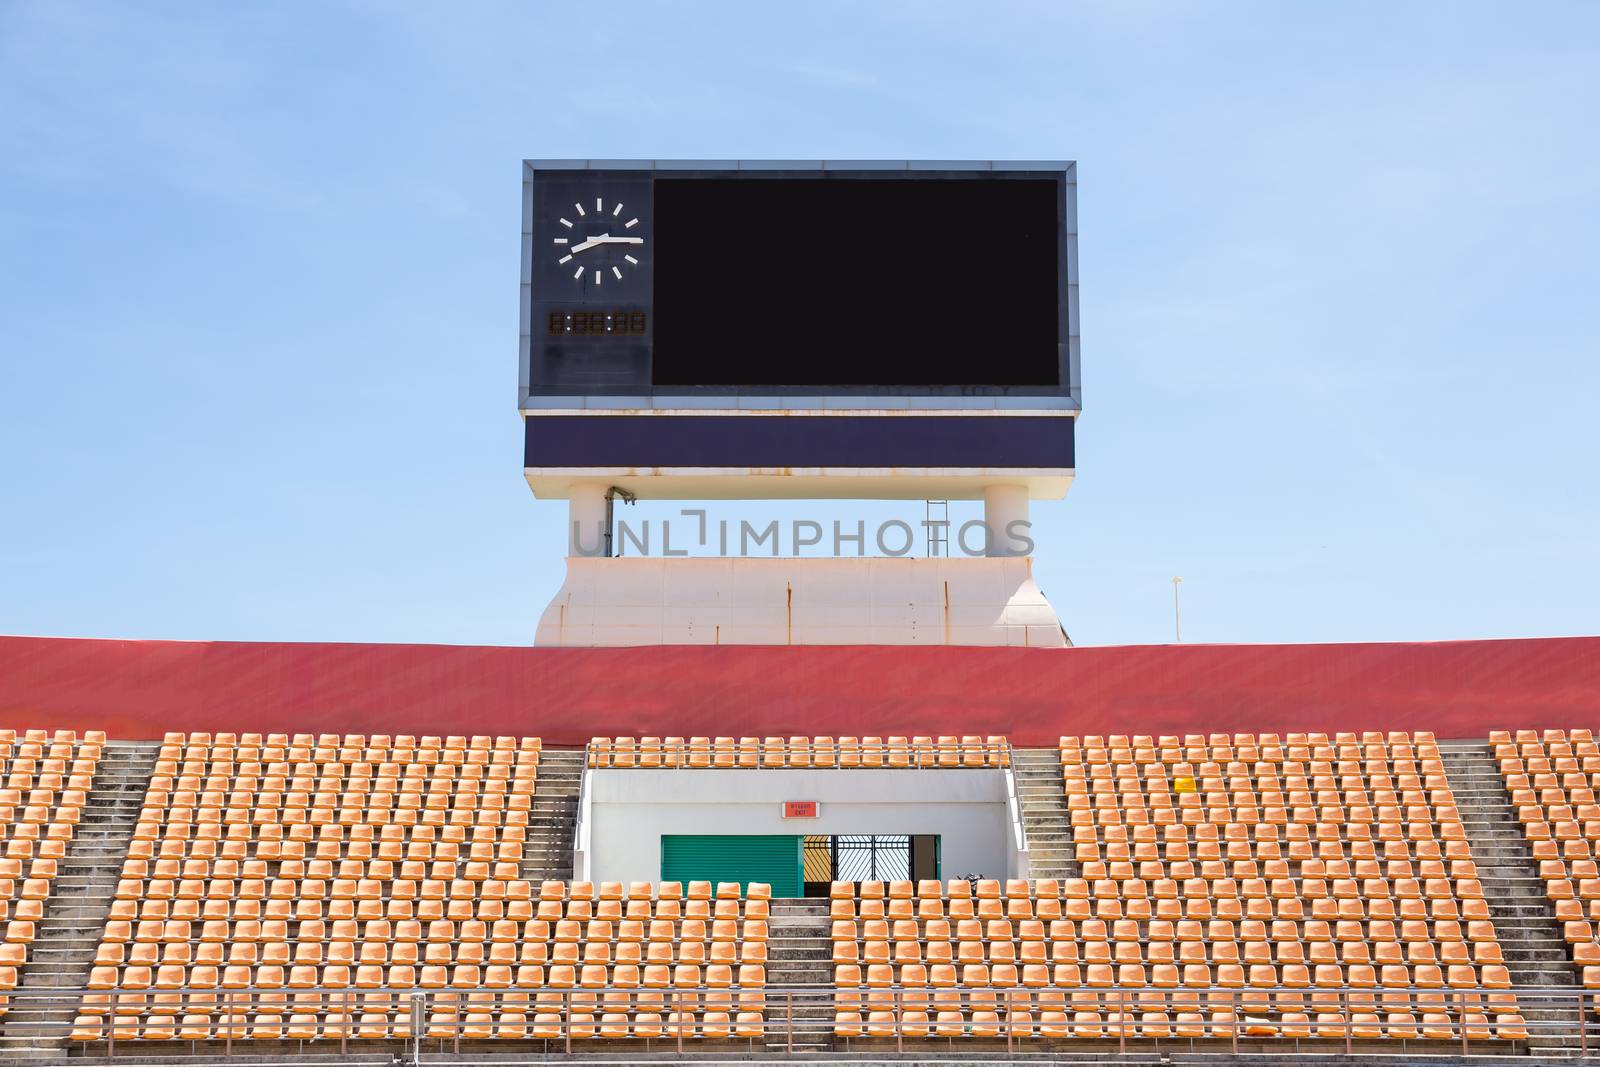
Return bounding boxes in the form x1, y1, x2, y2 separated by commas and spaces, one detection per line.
523, 415, 1074, 470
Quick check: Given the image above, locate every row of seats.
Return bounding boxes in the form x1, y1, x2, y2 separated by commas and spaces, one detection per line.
832, 883, 1491, 940
159, 731, 531, 756
1063, 731, 1439, 758
1045, 733, 1525, 1039
1494, 729, 1600, 990
72, 988, 769, 1042
834, 987, 1528, 1040
588, 735, 1009, 769
0, 729, 104, 1012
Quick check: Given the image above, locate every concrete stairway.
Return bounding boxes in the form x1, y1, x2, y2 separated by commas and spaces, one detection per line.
1440, 738, 1586, 1056
521, 748, 584, 881
762, 897, 832, 1052
1, 740, 159, 1057
1011, 747, 1078, 881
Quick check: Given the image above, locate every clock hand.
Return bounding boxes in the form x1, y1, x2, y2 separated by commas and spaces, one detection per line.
568, 234, 645, 255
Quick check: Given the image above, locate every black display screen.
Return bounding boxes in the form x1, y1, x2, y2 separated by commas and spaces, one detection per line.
650, 178, 1061, 387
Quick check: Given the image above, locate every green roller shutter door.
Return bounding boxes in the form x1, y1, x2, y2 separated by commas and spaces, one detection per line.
660, 835, 802, 897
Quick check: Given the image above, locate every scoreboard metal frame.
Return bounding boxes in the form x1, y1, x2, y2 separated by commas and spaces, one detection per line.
518, 160, 1080, 412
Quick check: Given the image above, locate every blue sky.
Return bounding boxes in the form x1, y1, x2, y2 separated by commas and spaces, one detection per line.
2, 1, 1596, 648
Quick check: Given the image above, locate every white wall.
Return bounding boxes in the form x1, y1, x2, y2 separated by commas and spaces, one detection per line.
578, 768, 1020, 885
535, 556, 1066, 647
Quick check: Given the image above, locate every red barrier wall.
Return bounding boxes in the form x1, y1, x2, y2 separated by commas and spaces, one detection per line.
1, 634, 1596, 745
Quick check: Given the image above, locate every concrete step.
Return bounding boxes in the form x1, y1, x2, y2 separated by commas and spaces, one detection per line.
766, 925, 830, 936
763, 898, 836, 1052
8, 740, 161, 1046
521, 758, 583, 881
1012, 749, 1079, 882
1442, 742, 1580, 1004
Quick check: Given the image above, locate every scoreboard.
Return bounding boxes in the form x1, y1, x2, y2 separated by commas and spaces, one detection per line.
521, 161, 1078, 400
519, 161, 1079, 499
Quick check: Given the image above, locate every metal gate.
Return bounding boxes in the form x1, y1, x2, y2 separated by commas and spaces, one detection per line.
804, 834, 912, 881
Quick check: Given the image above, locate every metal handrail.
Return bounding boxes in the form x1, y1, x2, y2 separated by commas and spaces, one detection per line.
570, 742, 593, 880
1004, 735, 1030, 857
1002, 739, 1030, 871
34, 981, 1594, 1057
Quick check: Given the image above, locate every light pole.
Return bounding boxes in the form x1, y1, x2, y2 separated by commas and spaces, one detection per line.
1172, 576, 1183, 643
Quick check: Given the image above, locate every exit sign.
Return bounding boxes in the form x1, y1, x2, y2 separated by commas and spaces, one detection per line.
783, 801, 818, 819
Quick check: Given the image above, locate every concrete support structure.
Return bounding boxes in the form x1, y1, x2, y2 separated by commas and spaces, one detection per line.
567, 483, 608, 558
983, 483, 1032, 557
536, 556, 1067, 647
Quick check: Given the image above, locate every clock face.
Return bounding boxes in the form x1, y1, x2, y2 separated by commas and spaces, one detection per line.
552, 195, 644, 287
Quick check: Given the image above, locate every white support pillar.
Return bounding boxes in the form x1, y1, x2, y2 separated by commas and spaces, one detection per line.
983, 483, 1031, 557
568, 483, 608, 557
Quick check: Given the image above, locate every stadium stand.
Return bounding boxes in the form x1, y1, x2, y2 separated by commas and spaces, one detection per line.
0, 722, 1593, 1057
0, 730, 104, 1017
1043, 731, 1529, 1041
587, 736, 1010, 769
71, 732, 542, 1041
63, 732, 773, 1045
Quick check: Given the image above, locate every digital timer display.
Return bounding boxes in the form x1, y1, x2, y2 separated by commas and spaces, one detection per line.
547, 311, 647, 336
